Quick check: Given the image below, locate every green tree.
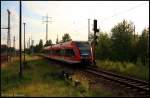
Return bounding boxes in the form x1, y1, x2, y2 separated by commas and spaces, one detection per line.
33, 44, 38, 53
111, 19, 134, 61
130, 34, 140, 62
44, 40, 52, 46
38, 39, 43, 52
61, 33, 72, 42
56, 36, 59, 44
96, 32, 112, 60
137, 27, 149, 65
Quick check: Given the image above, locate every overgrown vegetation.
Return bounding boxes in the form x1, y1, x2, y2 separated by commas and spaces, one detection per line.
94, 20, 149, 66
1, 55, 113, 97
96, 60, 149, 81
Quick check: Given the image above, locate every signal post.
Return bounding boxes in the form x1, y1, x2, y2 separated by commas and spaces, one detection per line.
92, 19, 99, 66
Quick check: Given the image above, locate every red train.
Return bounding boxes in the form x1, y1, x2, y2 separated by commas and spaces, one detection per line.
43, 41, 94, 65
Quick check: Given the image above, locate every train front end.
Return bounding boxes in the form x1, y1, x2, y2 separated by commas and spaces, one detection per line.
75, 41, 93, 65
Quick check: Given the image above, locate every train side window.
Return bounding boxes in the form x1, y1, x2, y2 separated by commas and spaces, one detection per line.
55, 50, 57, 55
53, 50, 55, 55
52, 50, 55, 55
64, 49, 67, 56
55, 50, 58, 55
65, 49, 75, 57
60, 49, 65, 56
55, 49, 61, 56
49, 50, 52, 55
58, 49, 61, 55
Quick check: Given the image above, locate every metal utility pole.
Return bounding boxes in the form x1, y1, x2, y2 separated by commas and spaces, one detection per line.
31, 36, 33, 54
28, 37, 30, 54
13, 36, 16, 56
31, 39, 34, 54
7, 9, 11, 61
1, 9, 10, 62
19, 1, 23, 78
42, 14, 52, 43
27, 40, 29, 49
29, 37, 30, 48
13, 36, 15, 49
26, 41, 28, 53
26, 41, 29, 54
23, 23, 26, 65
88, 19, 90, 41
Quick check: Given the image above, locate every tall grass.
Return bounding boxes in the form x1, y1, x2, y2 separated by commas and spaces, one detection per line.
1, 55, 114, 97
1, 55, 81, 96
96, 60, 149, 81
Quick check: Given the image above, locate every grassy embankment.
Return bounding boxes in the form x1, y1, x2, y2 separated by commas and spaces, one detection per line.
96, 60, 149, 81
1, 55, 113, 97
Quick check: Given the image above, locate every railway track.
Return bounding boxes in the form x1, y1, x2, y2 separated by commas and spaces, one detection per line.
39, 54, 149, 97
86, 66, 149, 97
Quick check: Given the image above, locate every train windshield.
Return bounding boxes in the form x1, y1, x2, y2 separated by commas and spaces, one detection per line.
75, 42, 91, 56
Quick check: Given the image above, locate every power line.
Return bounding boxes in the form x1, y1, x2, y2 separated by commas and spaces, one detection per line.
96, 3, 147, 33
101, 2, 147, 22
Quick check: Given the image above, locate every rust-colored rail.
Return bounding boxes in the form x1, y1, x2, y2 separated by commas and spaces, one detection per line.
86, 66, 149, 96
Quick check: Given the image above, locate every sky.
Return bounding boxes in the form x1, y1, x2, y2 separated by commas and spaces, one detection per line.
1, 1, 149, 49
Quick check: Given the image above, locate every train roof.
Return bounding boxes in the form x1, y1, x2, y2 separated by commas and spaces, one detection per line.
43, 40, 89, 50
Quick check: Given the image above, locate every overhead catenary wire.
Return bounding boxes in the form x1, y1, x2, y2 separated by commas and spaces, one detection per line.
101, 2, 147, 22
97, 2, 148, 33
71, 3, 147, 34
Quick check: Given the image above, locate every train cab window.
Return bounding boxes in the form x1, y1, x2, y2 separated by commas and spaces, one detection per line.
75, 42, 91, 56
65, 49, 75, 57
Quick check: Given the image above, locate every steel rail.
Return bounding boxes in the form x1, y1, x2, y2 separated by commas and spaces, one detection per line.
85, 67, 149, 96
